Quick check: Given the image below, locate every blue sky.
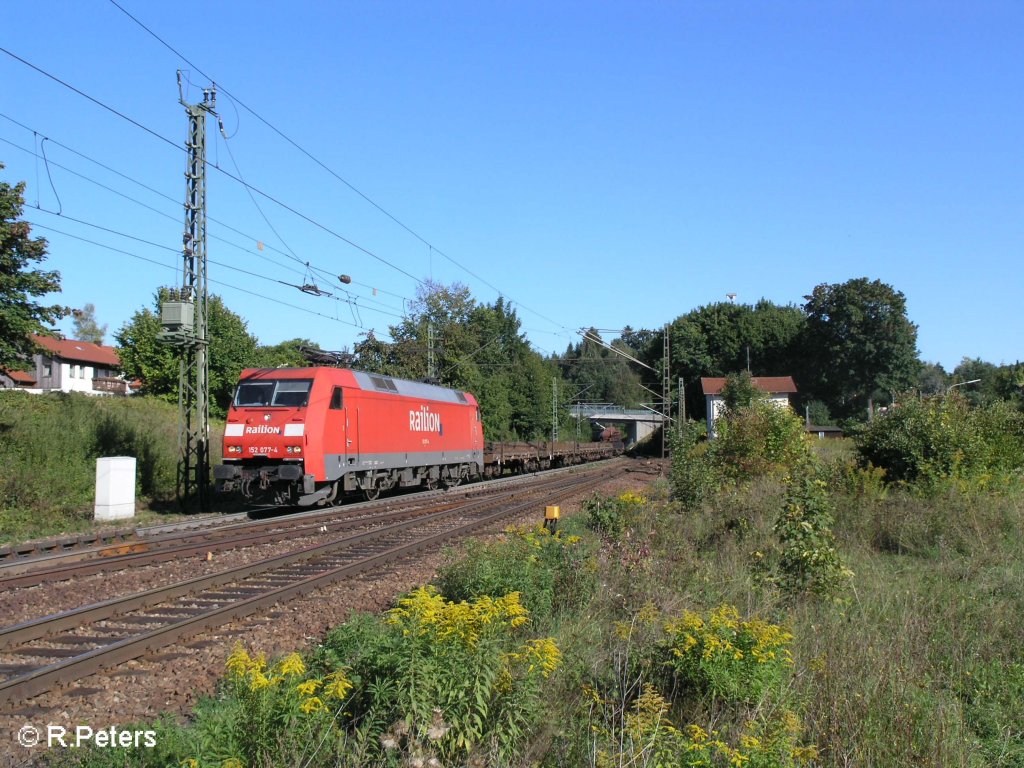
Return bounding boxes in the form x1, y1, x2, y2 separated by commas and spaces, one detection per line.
2, 1, 1020, 371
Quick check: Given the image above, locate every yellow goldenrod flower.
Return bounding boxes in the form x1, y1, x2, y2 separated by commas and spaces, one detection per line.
225, 643, 252, 676
739, 734, 761, 749
685, 724, 708, 743
791, 745, 820, 763
248, 671, 271, 690
299, 696, 326, 714
276, 652, 305, 677
323, 669, 354, 700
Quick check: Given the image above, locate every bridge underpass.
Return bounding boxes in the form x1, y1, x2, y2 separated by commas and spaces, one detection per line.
569, 404, 668, 448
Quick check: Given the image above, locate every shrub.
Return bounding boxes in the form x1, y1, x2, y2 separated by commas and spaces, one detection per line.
584, 683, 816, 768
668, 382, 810, 511
437, 522, 594, 621
669, 424, 722, 511
318, 587, 559, 763
583, 491, 646, 540
854, 392, 1024, 486
658, 604, 794, 704
714, 397, 811, 480
770, 466, 853, 598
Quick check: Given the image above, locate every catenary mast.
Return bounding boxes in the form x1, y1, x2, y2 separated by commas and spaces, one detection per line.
159, 72, 216, 511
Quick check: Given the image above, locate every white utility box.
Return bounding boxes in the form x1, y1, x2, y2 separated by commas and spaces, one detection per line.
95, 456, 137, 521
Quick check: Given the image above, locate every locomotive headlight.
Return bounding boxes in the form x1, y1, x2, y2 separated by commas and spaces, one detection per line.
287, 445, 302, 455
227, 445, 242, 454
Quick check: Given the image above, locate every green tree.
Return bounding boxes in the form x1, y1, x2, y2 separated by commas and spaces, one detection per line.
351, 330, 405, 376
0, 164, 66, 369
251, 338, 322, 369
115, 290, 258, 415
114, 300, 178, 397
559, 329, 643, 410
951, 357, 999, 406
720, 371, 761, 411
638, 300, 806, 421
801, 278, 919, 418
917, 361, 948, 396
71, 302, 107, 344
352, 281, 564, 441
951, 357, 1024, 410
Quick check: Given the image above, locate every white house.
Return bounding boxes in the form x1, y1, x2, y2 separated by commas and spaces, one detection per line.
0, 335, 128, 395
701, 376, 798, 438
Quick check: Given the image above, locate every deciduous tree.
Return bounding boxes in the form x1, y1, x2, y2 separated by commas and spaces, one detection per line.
115, 290, 258, 415
251, 338, 323, 369
0, 164, 66, 368
801, 278, 918, 418
71, 302, 107, 344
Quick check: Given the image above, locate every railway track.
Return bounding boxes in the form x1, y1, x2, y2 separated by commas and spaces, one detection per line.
0, 459, 623, 583
0, 466, 623, 708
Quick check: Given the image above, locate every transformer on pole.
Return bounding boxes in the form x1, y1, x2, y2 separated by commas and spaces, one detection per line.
159, 72, 216, 511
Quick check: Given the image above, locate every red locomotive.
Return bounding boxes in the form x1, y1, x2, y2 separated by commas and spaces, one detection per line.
214, 367, 483, 505
215, 367, 623, 507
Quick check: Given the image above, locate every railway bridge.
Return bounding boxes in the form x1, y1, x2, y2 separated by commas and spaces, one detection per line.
569, 404, 668, 447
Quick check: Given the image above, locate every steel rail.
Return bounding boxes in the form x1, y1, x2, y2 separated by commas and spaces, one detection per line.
0, 470, 619, 706
0, 477, 581, 649
0, 464, 615, 588
0, 459, 624, 578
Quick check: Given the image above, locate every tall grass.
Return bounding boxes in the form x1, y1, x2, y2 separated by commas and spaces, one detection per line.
34, 445, 1024, 766
0, 391, 223, 542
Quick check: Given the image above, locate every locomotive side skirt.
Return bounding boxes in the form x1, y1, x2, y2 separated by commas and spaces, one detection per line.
321, 450, 485, 480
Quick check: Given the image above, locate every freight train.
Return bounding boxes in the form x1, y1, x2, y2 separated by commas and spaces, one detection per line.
213, 367, 621, 506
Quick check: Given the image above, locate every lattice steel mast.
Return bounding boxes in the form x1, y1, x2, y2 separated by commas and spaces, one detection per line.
662, 324, 670, 460
160, 72, 216, 511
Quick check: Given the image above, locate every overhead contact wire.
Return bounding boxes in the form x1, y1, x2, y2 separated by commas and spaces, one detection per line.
0, 47, 424, 287
104, 1, 573, 335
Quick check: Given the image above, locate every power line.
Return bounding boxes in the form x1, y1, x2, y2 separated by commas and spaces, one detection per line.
217, 118, 303, 266
0, 45, 179, 151
0, 133, 308, 282
0, 115, 410, 313
0, 47, 426, 287
103, 1, 575, 336
27, 207, 406, 323
3, 45, 580, 347
26, 219, 395, 340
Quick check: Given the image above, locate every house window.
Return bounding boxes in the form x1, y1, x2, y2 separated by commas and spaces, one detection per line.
73, 364, 80, 378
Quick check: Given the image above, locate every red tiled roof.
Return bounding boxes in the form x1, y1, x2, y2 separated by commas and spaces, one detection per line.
701, 376, 798, 396
2, 369, 36, 385
31, 335, 120, 368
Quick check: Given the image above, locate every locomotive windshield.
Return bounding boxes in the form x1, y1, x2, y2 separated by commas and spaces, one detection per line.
233, 379, 313, 408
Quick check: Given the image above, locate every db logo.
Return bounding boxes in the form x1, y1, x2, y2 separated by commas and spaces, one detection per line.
17, 724, 41, 747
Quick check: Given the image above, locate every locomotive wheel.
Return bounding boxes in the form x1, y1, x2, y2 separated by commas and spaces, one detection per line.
424, 477, 438, 491
364, 485, 380, 501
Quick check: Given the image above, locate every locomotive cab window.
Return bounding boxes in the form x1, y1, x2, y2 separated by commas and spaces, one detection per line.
330, 386, 344, 410
234, 379, 313, 408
